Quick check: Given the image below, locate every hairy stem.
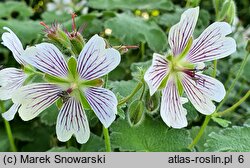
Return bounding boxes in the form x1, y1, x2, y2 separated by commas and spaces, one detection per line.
215, 90, 250, 117
103, 126, 111, 152
102, 74, 112, 152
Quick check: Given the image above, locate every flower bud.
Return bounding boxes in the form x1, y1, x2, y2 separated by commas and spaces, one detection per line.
40, 22, 71, 52
40, 13, 86, 56
128, 100, 144, 126
218, 0, 236, 24
144, 90, 160, 114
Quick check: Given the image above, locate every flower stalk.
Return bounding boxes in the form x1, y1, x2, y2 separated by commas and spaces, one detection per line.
118, 82, 143, 106
0, 102, 17, 152
215, 90, 250, 117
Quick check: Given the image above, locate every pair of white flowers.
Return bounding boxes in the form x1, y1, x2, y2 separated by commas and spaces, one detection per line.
0, 28, 120, 143
0, 7, 236, 143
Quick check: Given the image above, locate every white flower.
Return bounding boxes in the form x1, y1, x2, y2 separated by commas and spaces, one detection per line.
47, 0, 89, 15
47, 0, 74, 15
0, 27, 27, 121
144, 7, 236, 128
13, 34, 121, 143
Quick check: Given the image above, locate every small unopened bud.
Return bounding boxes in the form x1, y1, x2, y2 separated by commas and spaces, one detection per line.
144, 90, 160, 114
40, 21, 71, 52
128, 100, 144, 126
218, 0, 236, 24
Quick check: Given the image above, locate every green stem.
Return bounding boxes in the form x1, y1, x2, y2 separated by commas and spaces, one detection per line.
212, 60, 217, 78
0, 102, 17, 152
118, 82, 143, 106
189, 52, 250, 150
139, 83, 145, 100
188, 115, 211, 150
103, 126, 111, 152
215, 90, 250, 117
102, 74, 111, 152
216, 53, 249, 111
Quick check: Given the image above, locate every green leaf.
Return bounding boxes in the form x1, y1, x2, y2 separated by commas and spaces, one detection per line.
12, 123, 34, 142
40, 104, 59, 126
48, 147, 79, 152
110, 80, 140, 101
158, 8, 185, 27
80, 133, 105, 152
110, 116, 192, 151
189, 126, 220, 152
41, 11, 71, 24
211, 116, 231, 127
21, 124, 54, 152
105, 13, 167, 52
204, 126, 250, 152
89, 0, 174, 11
183, 101, 198, 121
0, 128, 10, 152
130, 60, 152, 73
0, 1, 33, 19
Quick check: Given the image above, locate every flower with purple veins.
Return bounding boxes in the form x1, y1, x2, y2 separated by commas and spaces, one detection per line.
144, 7, 236, 128
12, 34, 121, 143
0, 27, 28, 121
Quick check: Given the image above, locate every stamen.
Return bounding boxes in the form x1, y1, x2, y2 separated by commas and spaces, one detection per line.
40, 21, 50, 29
66, 88, 73, 94
71, 12, 77, 32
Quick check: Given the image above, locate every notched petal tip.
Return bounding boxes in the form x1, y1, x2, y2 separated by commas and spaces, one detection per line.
56, 97, 90, 144
84, 87, 117, 128
160, 79, 188, 129
187, 22, 236, 63
144, 53, 168, 96
1, 27, 25, 65
77, 34, 121, 80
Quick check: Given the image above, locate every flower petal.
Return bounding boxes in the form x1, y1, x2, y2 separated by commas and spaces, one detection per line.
182, 73, 225, 115
56, 97, 90, 144
0, 68, 26, 100
187, 22, 236, 63
168, 7, 199, 56
1, 27, 25, 65
12, 83, 61, 121
77, 34, 121, 80
22, 43, 68, 77
160, 78, 188, 128
144, 53, 169, 96
2, 103, 20, 121
84, 87, 117, 128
